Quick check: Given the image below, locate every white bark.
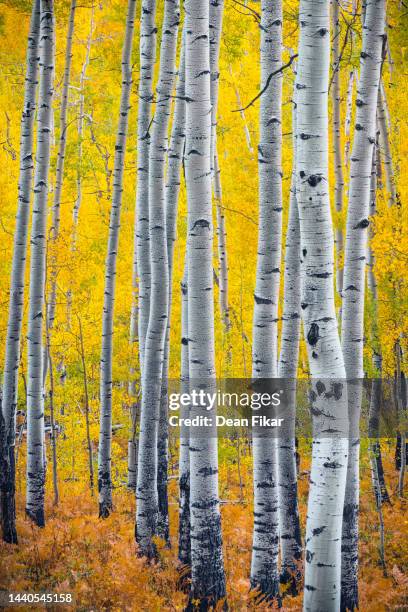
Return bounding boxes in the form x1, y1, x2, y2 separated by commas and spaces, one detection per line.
296, 1, 349, 609
26, 0, 55, 527
276, 83, 302, 592
133, 0, 157, 373
185, 0, 226, 603
344, 70, 355, 167
214, 153, 231, 332
45, 0, 76, 350
98, 0, 136, 518
1, 0, 41, 544
331, 0, 344, 296
157, 29, 185, 541
229, 65, 254, 155
377, 84, 397, 207
340, 2, 385, 608
250, 0, 283, 601
178, 260, 191, 566
136, 0, 179, 555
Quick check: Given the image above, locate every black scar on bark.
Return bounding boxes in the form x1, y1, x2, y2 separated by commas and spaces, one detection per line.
307, 175, 321, 187
254, 294, 272, 305
353, 218, 369, 229
316, 381, 326, 396
191, 219, 210, 231
307, 323, 319, 346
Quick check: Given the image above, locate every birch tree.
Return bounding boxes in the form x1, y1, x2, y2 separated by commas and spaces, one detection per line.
26, 0, 54, 527
331, 0, 344, 296
1, 0, 41, 543
98, 0, 136, 518
209, 0, 230, 334
276, 81, 302, 593
341, 2, 386, 607
44, 0, 76, 364
250, 0, 282, 601
295, 1, 349, 608
157, 31, 185, 541
133, 0, 157, 372
377, 84, 397, 207
185, 0, 226, 604
136, 0, 180, 554
178, 261, 190, 567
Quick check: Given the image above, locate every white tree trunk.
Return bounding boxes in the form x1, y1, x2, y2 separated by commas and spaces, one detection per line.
157, 30, 185, 542
340, 1, 385, 608
136, 0, 179, 555
178, 260, 191, 566
44, 0, 76, 361
214, 153, 231, 332
276, 83, 302, 593
1, 0, 41, 543
344, 69, 356, 167
185, 0, 226, 604
331, 0, 344, 297
296, 1, 349, 609
98, 0, 136, 518
377, 83, 397, 207
26, 0, 55, 528
133, 0, 157, 373
250, 0, 282, 601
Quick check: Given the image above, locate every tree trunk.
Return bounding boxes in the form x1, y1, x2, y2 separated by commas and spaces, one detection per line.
185, 0, 226, 605
157, 28, 186, 541
1, 0, 41, 544
98, 0, 136, 518
133, 0, 157, 374
377, 83, 397, 207
26, 0, 55, 528
214, 153, 231, 334
136, 0, 180, 555
340, 1, 385, 608
331, 0, 344, 297
78, 315, 95, 496
296, 1, 349, 609
344, 70, 355, 167
276, 81, 302, 594
44, 0, 76, 375
250, 0, 283, 602
178, 261, 191, 568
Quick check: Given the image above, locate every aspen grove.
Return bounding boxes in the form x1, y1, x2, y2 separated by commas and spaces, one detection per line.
0, 0, 407, 611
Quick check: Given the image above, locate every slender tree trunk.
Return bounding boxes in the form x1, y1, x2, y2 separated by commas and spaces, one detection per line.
229, 65, 254, 156
136, 0, 180, 555
26, 0, 55, 528
276, 83, 302, 594
377, 84, 397, 207
78, 315, 94, 496
344, 70, 355, 167
45, 320, 58, 506
133, 0, 157, 374
1, 0, 41, 544
250, 0, 283, 602
331, 0, 344, 297
367, 138, 390, 507
296, 2, 349, 609
157, 27, 186, 542
178, 261, 191, 567
44, 0, 76, 377
185, 0, 226, 605
340, 1, 385, 608
214, 153, 231, 333
98, 0, 136, 518
67, 2, 95, 326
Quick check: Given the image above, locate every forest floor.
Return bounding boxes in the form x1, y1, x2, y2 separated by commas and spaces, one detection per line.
0, 446, 407, 611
